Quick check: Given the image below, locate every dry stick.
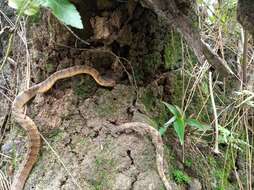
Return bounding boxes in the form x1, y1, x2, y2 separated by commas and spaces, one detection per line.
244, 116, 252, 190
0, 169, 10, 190
20, 18, 31, 115
0, 90, 13, 103
242, 30, 248, 84
0, 152, 12, 159
180, 37, 185, 110
231, 149, 244, 190
241, 29, 252, 190
0, 34, 14, 72
209, 72, 220, 154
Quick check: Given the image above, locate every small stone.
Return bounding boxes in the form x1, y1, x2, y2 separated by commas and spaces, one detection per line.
188, 178, 202, 190
1, 142, 13, 154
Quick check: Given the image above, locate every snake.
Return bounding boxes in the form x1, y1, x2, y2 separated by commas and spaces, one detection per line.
11, 65, 173, 190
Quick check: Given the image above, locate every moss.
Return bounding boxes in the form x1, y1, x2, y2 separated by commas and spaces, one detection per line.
47, 128, 65, 142
96, 101, 115, 117
91, 156, 115, 190
172, 169, 191, 184
141, 88, 155, 111
29, 10, 41, 24
184, 158, 193, 168
140, 88, 168, 129
169, 70, 211, 122
69, 135, 89, 150
11, 144, 18, 170
164, 32, 182, 69
95, 86, 134, 118
168, 72, 184, 107
95, 156, 115, 168
45, 62, 55, 73
74, 76, 97, 99
206, 154, 238, 190
143, 52, 162, 73
164, 145, 177, 175
92, 170, 112, 190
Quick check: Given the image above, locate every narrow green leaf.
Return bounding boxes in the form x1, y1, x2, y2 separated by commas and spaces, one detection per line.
186, 119, 209, 129
40, 0, 83, 29
162, 101, 181, 117
159, 127, 168, 136
163, 116, 176, 128
175, 105, 185, 118
173, 117, 186, 145
159, 116, 176, 136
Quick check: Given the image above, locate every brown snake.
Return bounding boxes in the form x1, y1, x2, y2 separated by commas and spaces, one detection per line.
11, 65, 172, 190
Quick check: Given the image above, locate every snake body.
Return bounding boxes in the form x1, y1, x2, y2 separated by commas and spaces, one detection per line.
11, 65, 172, 190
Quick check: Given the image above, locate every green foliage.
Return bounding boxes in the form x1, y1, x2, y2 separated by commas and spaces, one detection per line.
74, 77, 97, 98
8, 0, 83, 29
40, 0, 83, 29
140, 88, 168, 129
160, 102, 209, 146
143, 52, 161, 73
9, 0, 40, 15
184, 159, 193, 167
173, 117, 185, 145
172, 169, 191, 184
164, 32, 182, 69
92, 156, 114, 190
217, 126, 252, 151
185, 118, 208, 129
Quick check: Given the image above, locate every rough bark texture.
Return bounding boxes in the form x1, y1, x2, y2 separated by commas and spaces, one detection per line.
237, 0, 254, 38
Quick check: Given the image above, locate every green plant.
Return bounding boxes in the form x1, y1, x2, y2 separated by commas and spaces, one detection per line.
184, 159, 193, 167
159, 102, 209, 145
8, 0, 83, 29
217, 126, 252, 151
172, 169, 191, 184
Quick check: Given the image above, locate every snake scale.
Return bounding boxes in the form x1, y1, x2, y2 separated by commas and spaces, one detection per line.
11, 65, 172, 190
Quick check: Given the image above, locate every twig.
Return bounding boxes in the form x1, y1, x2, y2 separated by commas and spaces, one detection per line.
242, 29, 248, 85
0, 152, 12, 159
0, 90, 13, 103
0, 169, 10, 190
209, 72, 220, 154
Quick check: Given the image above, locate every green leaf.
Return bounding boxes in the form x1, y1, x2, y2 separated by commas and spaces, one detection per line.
173, 117, 186, 145
40, 0, 83, 29
162, 101, 181, 117
186, 119, 209, 129
8, 0, 40, 15
159, 116, 176, 136
175, 105, 185, 118
8, 0, 83, 29
159, 127, 168, 136
164, 116, 176, 128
